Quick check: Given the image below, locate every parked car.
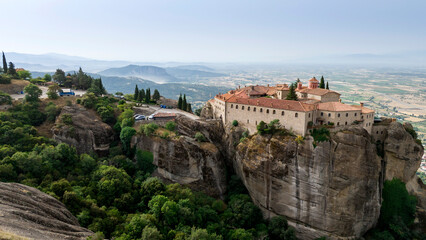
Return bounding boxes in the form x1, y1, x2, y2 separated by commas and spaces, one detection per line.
148, 114, 155, 120
135, 115, 146, 121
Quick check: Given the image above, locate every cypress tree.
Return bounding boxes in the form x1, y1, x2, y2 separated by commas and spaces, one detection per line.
134, 85, 139, 100
178, 94, 183, 109
286, 83, 298, 101
138, 89, 145, 102
326, 81, 329, 90
153, 89, 160, 101
7, 62, 16, 76
319, 76, 325, 89
182, 94, 187, 111
2, 52, 7, 73
186, 103, 192, 113
145, 88, 151, 103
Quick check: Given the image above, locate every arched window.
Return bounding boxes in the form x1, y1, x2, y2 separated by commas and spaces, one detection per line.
248, 107, 250, 111
354, 113, 357, 116
260, 108, 263, 113
337, 122, 340, 126
295, 113, 298, 117
273, 110, 276, 114
345, 121, 347, 125
321, 112, 324, 116
254, 107, 256, 112
328, 113, 331, 117
346, 113, 348, 117
282, 111, 284, 116
338, 113, 341, 117
231, 104, 233, 108
266, 109, 269, 114
308, 113, 310, 117
242, 106, 244, 110
236, 105, 238, 109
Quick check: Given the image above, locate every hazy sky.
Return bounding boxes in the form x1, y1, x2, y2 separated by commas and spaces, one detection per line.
1, 0, 425, 62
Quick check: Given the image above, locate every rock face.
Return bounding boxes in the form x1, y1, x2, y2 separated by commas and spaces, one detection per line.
52, 105, 114, 155
234, 127, 382, 239
132, 115, 227, 198
0, 182, 92, 240
382, 122, 423, 182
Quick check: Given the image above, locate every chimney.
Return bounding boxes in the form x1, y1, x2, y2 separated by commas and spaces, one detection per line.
267, 84, 270, 87
251, 86, 254, 90
339, 99, 342, 103
360, 102, 364, 107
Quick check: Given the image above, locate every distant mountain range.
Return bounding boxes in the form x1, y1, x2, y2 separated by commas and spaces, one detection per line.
97, 64, 226, 83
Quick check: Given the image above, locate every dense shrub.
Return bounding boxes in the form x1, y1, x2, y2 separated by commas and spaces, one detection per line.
232, 120, 238, 127
0, 74, 11, 84
0, 91, 12, 105
165, 121, 176, 131
195, 132, 206, 142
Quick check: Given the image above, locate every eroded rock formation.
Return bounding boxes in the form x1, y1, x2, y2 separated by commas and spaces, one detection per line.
132, 115, 227, 198
234, 127, 382, 239
0, 182, 93, 240
52, 105, 114, 155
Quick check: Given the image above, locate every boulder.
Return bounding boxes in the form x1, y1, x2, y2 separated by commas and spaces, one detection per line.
0, 182, 92, 240
52, 105, 114, 155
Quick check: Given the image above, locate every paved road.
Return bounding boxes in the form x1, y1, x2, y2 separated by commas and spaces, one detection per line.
135, 105, 200, 120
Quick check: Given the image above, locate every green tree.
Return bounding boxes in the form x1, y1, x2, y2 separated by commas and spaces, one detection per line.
145, 88, 151, 103
138, 89, 145, 102
7, 62, 16, 76
230, 229, 252, 240
47, 83, 60, 99
285, 83, 298, 100
319, 76, 325, 89
134, 85, 139, 101
53, 69, 66, 85
268, 216, 296, 240
92, 165, 132, 206
2, 52, 7, 73
187, 103, 192, 113
44, 73, 52, 81
153, 89, 160, 101
182, 94, 187, 111
188, 228, 222, 240
17, 70, 31, 80
378, 178, 417, 228
326, 81, 329, 90
141, 226, 162, 240
24, 83, 42, 102
178, 94, 182, 109
120, 126, 136, 154
88, 78, 106, 96
45, 102, 60, 122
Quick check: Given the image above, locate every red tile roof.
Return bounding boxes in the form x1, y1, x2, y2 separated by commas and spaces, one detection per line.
297, 88, 340, 96
309, 77, 319, 82
317, 102, 360, 112
228, 97, 316, 112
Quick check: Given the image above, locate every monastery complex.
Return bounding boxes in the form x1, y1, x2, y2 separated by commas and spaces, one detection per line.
209, 77, 375, 136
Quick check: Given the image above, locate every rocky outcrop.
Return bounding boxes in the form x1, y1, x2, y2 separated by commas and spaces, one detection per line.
52, 105, 114, 155
132, 116, 227, 198
0, 182, 92, 240
382, 122, 423, 182
234, 127, 382, 239
200, 101, 213, 119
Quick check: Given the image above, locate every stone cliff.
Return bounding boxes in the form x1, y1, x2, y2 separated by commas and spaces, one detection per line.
132, 115, 227, 198
234, 127, 382, 239
0, 182, 93, 240
52, 105, 114, 155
